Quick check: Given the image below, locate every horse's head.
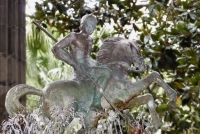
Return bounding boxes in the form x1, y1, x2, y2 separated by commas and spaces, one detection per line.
97, 37, 146, 73
129, 40, 147, 73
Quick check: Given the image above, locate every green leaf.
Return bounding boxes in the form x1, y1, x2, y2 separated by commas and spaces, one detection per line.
140, 33, 144, 42
151, 34, 159, 41
173, 81, 184, 89
195, 21, 200, 28
174, 8, 186, 12
182, 1, 190, 9
176, 21, 189, 34
194, 115, 200, 122
35, 11, 45, 19
156, 104, 168, 112
148, 5, 157, 17
170, 28, 179, 35
189, 13, 197, 20
108, 0, 120, 5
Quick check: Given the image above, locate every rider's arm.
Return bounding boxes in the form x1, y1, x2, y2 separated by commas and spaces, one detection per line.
51, 33, 77, 69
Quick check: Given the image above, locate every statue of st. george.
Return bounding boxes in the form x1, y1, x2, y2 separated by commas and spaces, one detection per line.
51, 14, 111, 112
5, 14, 177, 133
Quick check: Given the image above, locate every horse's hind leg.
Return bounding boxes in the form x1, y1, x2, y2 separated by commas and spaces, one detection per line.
123, 94, 162, 130
132, 71, 177, 108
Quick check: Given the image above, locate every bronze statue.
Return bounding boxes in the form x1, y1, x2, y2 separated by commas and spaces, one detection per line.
51, 14, 111, 112
5, 14, 177, 133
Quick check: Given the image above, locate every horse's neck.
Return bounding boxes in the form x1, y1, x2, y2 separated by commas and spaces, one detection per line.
107, 64, 129, 78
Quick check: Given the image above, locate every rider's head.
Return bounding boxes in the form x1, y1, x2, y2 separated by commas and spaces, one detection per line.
80, 14, 97, 35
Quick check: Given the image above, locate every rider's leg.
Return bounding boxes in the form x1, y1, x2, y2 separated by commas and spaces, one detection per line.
89, 67, 111, 111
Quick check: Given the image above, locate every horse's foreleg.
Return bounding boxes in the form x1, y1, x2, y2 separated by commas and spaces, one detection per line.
148, 72, 177, 107
133, 71, 177, 108
123, 94, 162, 130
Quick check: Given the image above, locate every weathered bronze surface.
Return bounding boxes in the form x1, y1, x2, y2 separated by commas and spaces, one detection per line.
51, 14, 111, 112
5, 14, 177, 133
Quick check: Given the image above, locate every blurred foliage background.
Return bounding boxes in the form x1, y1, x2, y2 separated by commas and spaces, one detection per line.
26, 0, 200, 133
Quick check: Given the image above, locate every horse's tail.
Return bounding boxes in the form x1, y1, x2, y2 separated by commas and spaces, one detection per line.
5, 84, 42, 117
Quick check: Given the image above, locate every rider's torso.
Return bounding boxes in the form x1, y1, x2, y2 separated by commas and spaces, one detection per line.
69, 33, 96, 69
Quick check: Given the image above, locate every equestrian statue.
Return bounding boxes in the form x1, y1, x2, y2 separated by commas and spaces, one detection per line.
5, 14, 177, 133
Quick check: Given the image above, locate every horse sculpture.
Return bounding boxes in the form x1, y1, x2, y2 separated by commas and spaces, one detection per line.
5, 37, 177, 133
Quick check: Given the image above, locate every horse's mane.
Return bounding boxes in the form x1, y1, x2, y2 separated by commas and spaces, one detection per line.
97, 37, 139, 65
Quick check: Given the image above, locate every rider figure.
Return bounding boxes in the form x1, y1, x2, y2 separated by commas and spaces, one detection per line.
51, 14, 111, 112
